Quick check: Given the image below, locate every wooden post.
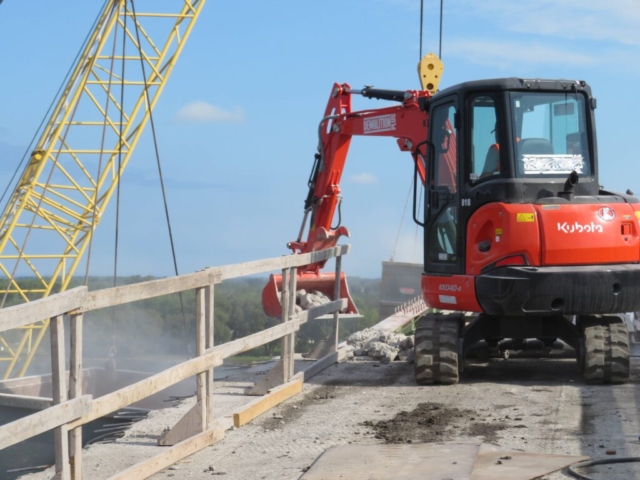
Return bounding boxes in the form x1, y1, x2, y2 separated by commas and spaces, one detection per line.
195, 287, 207, 432
205, 284, 214, 429
285, 267, 297, 380
280, 268, 291, 383
50, 315, 70, 480
69, 313, 83, 480
332, 255, 342, 351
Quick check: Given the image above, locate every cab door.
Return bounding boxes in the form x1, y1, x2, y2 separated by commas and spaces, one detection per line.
424, 97, 463, 275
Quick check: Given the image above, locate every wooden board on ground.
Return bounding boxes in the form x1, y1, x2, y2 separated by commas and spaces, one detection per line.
246, 359, 285, 396
470, 444, 589, 480
233, 378, 302, 427
300, 443, 481, 480
300, 442, 590, 480
292, 348, 348, 384
107, 425, 225, 480
158, 402, 203, 446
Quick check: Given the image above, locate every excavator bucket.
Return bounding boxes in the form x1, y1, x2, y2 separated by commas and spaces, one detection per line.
262, 271, 359, 318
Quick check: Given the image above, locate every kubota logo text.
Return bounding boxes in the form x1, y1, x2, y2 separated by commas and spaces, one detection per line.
557, 222, 603, 233
363, 114, 397, 134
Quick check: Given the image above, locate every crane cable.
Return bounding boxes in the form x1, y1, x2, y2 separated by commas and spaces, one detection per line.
420, 0, 445, 61
130, 0, 190, 356
390, 178, 414, 262
85, 2, 121, 286
106, 0, 129, 369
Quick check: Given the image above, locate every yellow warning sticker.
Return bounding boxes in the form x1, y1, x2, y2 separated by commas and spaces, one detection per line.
635, 211, 640, 220
495, 228, 503, 235
517, 213, 535, 223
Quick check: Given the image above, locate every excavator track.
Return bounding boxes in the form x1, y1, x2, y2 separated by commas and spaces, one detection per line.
414, 312, 462, 385
581, 316, 630, 384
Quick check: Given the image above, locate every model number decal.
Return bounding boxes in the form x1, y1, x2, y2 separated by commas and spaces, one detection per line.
439, 284, 462, 292
557, 222, 603, 233
363, 114, 397, 134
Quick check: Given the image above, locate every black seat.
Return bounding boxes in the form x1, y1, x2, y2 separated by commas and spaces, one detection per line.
518, 138, 554, 156
482, 145, 500, 177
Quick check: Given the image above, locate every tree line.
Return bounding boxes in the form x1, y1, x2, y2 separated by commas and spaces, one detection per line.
0, 276, 381, 362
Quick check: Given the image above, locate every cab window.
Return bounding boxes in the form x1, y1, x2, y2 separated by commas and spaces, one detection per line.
470, 95, 500, 182
510, 92, 591, 177
430, 103, 457, 193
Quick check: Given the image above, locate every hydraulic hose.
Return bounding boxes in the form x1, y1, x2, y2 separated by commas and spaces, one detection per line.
565, 457, 640, 479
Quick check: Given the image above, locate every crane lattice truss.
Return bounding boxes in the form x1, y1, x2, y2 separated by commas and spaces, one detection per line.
0, 0, 205, 378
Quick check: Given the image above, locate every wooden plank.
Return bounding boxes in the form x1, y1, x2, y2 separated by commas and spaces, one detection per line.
0, 393, 53, 410
0, 395, 91, 450
289, 299, 347, 325
246, 359, 285, 396
332, 256, 342, 351
205, 316, 302, 360
233, 378, 303, 428
284, 267, 297, 381
158, 403, 203, 446
205, 284, 214, 429
292, 347, 348, 384
69, 313, 83, 480
68, 350, 224, 429
82, 270, 220, 312
195, 287, 207, 432
280, 268, 292, 383
50, 315, 70, 480
216, 245, 350, 280
0, 287, 86, 333
107, 425, 226, 480
81, 246, 348, 312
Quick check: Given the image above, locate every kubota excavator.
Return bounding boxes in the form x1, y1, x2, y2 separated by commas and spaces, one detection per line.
262, 54, 637, 385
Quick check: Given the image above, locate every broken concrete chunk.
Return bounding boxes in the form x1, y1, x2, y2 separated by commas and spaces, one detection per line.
297, 289, 332, 310
400, 335, 415, 350
367, 342, 399, 363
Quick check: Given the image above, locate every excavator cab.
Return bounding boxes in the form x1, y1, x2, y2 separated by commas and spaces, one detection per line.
420, 78, 606, 311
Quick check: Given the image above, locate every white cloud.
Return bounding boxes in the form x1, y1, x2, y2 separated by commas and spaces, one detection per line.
350, 172, 378, 184
446, 38, 597, 70
174, 101, 244, 124
452, 0, 640, 46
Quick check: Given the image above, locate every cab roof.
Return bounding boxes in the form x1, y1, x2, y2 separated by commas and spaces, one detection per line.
434, 78, 593, 99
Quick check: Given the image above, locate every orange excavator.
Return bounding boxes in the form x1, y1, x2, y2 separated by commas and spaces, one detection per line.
263, 54, 638, 385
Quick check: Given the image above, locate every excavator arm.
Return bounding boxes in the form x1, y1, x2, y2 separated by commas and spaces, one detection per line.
262, 83, 438, 317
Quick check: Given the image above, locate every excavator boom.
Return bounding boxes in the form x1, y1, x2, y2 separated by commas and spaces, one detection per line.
262, 83, 441, 317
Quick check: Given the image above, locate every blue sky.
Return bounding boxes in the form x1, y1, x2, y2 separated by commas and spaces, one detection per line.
0, 0, 639, 279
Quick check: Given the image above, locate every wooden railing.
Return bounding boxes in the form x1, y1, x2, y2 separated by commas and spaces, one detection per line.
0, 245, 350, 480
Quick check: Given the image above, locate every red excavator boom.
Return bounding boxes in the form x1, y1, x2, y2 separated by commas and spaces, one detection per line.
262, 82, 453, 317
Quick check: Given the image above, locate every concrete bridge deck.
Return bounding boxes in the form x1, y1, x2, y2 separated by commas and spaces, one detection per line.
20, 356, 640, 480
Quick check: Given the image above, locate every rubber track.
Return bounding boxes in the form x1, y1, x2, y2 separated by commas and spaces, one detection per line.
583, 319, 630, 385
414, 313, 460, 385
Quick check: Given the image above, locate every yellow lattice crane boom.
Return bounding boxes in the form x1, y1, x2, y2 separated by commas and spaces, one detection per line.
0, 0, 205, 378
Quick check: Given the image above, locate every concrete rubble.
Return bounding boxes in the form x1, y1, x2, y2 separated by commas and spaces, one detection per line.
346, 327, 415, 364
295, 289, 332, 313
